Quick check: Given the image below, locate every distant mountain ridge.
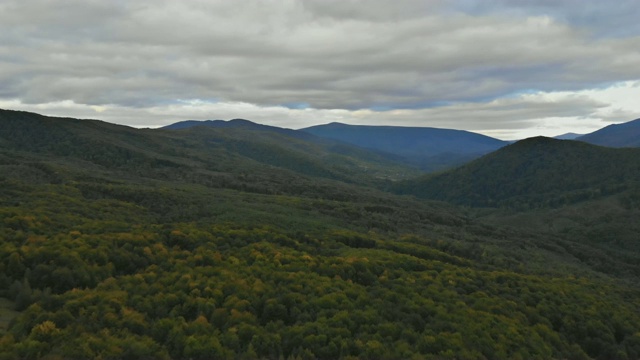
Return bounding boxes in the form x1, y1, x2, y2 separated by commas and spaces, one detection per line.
300, 122, 509, 171
577, 118, 640, 147
163, 118, 316, 141
554, 132, 583, 140
162, 120, 510, 172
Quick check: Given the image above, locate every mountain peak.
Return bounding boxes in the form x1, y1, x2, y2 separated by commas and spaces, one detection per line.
577, 117, 640, 147
508, 136, 564, 148
162, 118, 324, 142
228, 118, 254, 124
394, 137, 640, 208
554, 132, 584, 140
163, 118, 294, 132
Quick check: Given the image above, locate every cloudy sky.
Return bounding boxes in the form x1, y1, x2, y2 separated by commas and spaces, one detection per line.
1, 0, 639, 139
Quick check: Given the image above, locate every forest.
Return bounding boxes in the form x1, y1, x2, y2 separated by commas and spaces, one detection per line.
1, 109, 640, 359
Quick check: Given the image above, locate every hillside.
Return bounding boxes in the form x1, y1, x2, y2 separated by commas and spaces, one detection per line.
577, 118, 640, 147
163, 118, 317, 142
393, 136, 640, 209
301, 122, 509, 172
2, 110, 640, 359
0, 109, 420, 190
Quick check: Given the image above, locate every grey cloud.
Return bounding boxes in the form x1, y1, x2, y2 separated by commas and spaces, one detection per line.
455, 0, 640, 38
300, 0, 446, 22
0, 0, 639, 135
358, 94, 609, 131
600, 109, 640, 124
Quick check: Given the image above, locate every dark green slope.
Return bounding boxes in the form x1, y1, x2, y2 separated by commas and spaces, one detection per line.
479, 189, 640, 275
301, 122, 509, 172
577, 118, 640, 147
0, 109, 420, 192
2, 110, 640, 359
170, 125, 419, 184
394, 136, 640, 208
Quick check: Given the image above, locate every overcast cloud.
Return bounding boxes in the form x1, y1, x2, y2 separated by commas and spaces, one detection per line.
1, 0, 639, 139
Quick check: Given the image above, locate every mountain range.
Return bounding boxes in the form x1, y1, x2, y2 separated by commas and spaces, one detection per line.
0, 109, 420, 190
163, 118, 316, 141
163, 119, 511, 172
2, 108, 640, 359
300, 122, 510, 171
163, 115, 640, 171
576, 118, 640, 147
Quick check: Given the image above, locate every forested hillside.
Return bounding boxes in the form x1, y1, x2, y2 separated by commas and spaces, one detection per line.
393, 136, 640, 209
0, 109, 419, 188
2, 110, 640, 359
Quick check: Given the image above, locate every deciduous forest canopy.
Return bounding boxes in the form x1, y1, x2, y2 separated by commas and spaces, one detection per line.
1, 109, 640, 359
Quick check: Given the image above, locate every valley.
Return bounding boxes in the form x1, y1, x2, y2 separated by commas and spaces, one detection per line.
1, 109, 640, 359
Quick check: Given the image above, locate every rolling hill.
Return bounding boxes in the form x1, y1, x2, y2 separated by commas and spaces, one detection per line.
393, 136, 640, 208
0, 109, 421, 191
577, 117, 640, 147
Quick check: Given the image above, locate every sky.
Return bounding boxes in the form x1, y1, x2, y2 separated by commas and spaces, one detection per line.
1, 0, 640, 140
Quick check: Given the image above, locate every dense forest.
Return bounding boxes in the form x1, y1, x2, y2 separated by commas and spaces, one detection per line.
1, 109, 640, 359
393, 137, 640, 209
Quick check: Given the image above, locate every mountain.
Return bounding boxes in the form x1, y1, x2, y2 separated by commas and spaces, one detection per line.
393, 136, 640, 208
163, 118, 317, 141
3, 109, 640, 359
554, 132, 583, 140
577, 117, 640, 147
301, 122, 509, 171
0, 109, 420, 191
163, 119, 238, 130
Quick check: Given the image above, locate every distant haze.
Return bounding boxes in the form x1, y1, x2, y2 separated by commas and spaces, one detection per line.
1, 0, 640, 139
